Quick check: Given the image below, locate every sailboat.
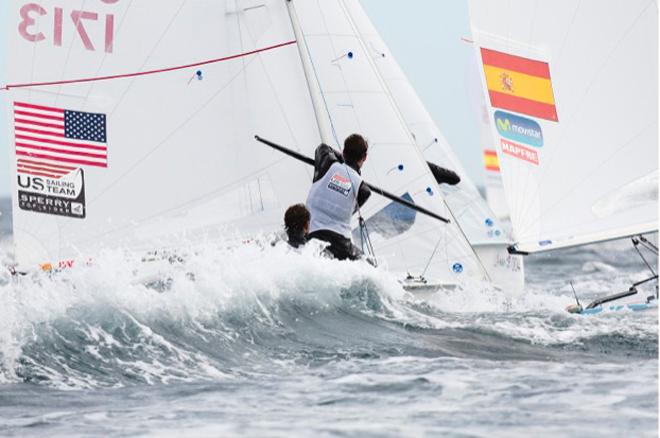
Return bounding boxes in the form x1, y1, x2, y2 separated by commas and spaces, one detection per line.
467, 0, 658, 312
3, 0, 521, 296
336, 1, 524, 294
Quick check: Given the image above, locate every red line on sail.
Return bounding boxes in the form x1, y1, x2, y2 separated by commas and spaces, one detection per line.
2, 40, 298, 90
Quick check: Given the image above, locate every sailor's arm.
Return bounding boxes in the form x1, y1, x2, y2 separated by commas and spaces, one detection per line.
427, 162, 461, 186
313, 143, 343, 183
356, 182, 371, 208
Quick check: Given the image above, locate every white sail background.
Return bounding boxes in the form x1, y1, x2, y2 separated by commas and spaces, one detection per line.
468, 0, 658, 254
6, 0, 491, 286
339, 0, 523, 292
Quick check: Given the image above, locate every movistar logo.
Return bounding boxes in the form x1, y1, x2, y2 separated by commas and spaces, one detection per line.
494, 110, 543, 147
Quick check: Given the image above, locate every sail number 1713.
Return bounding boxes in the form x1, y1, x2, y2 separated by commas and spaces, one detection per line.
18, 1, 120, 53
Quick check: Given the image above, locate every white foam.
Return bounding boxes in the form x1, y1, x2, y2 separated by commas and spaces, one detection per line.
0, 236, 656, 388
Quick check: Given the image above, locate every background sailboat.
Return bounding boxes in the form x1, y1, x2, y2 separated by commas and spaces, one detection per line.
468, 0, 658, 310
468, 0, 658, 255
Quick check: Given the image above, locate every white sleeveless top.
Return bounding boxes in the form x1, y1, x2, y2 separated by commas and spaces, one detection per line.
306, 162, 363, 238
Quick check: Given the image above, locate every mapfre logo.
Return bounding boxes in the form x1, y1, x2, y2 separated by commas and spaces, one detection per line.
494, 110, 543, 147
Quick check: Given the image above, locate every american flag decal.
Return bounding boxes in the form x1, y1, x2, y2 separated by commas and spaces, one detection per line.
14, 101, 108, 178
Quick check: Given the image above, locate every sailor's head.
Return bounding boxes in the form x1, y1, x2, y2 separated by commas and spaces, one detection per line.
343, 134, 368, 169
284, 203, 311, 235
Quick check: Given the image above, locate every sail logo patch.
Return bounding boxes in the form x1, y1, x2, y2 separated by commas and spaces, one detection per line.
17, 169, 86, 219
500, 139, 539, 165
481, 48, 558, 122
494, 111, 543, 147
327, 172, 352, 196
13, 101, 108, 174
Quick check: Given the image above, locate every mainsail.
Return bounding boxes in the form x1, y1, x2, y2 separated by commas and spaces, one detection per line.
5, 0, 491, 286
337, 0, 524, 292
289, 0, 490, 283
6, 0, 320, 268
468, 0, 658, 254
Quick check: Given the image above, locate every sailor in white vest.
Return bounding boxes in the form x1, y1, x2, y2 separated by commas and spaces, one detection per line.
306, 134, 371, 260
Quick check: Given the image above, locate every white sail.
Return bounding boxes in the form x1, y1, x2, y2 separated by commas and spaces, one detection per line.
6, 0, 321, 269
468, 0, 658, 254
285, 0, 491, 283
5, 0, 490, 286
337, 0, 524, 292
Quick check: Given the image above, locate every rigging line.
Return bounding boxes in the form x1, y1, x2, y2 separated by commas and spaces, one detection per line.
639, 235, 659, 253
420, 234, 444, 278
555, 0, 582, 64
640, 240, 659, 256
516, 120, 657, 238
340, 0, 491, 280
331, 0, 408, 263
81, 0, 136, 111
16, 4, 56, 235
527, 0, 540, 54
78, 55, 261, 211
1, 40, 297, 91
633, 237, 657, 276
296, 0, 340, 147
290, 1, 375, 257
70, 154, 292, 247
43, 1, 138, 237
25, 0, 49, 101
241, 7, 313, 184
513, 0, 656, 229
107, 0, 188, 117
55, 0, 91, 106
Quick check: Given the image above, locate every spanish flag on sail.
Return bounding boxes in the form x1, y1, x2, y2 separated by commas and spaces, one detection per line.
481, 48, 558, 122
483, 149, 500, 172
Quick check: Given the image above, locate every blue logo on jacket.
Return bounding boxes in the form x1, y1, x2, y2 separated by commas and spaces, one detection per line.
494, 111, 543, 147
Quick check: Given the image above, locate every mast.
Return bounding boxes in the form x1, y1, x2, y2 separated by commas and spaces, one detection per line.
285, 0, 334, 146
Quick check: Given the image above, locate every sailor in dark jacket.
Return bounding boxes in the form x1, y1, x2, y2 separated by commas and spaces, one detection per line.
284, 203, 310, 249
306, 134, 371, 260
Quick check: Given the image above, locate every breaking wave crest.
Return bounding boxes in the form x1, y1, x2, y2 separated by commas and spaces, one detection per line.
0, 240, 656, 390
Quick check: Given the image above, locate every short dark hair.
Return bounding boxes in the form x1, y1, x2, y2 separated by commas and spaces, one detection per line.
284, 203, 310, 233
343, 134, 368, 165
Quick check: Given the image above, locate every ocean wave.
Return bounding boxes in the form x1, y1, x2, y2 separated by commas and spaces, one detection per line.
0, 240, 656, 390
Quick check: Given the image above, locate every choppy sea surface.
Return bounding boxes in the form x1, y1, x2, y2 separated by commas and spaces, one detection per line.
0, 198, 657, 437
